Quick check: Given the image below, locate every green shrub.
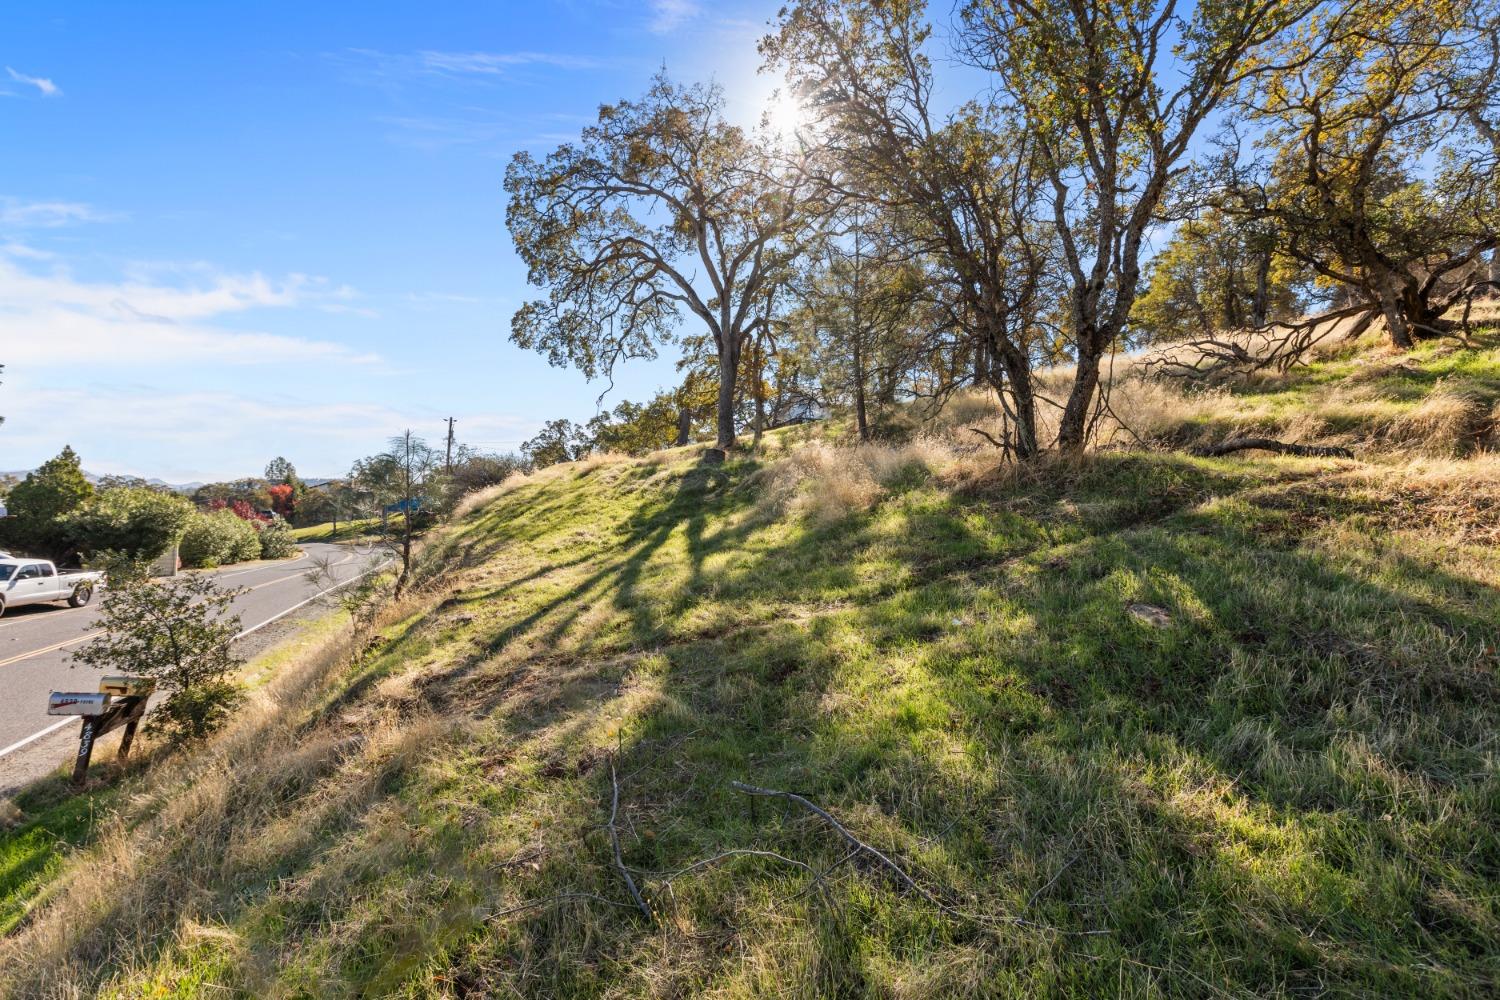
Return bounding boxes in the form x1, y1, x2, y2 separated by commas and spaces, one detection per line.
258, 517, 297, 559
180, 510, 261, 568
151, 679, 245, 744
228, 523, 261, 562
71, 568, 244, 747
63, 487, 193, 561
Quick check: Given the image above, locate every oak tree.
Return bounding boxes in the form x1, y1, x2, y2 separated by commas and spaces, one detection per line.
506, 75, 825, 451
1225, 0, 1500, 346
960, 0, 1313, 448
767, 0, 1058, 456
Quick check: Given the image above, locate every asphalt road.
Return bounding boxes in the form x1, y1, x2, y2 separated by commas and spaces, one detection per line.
0, 542, 384, 790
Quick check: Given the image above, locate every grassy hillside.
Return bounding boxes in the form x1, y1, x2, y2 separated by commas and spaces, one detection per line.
290, 517, 384, 544
3, 331, 1499, 998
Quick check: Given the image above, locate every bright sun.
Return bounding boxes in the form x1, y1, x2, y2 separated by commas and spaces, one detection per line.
766, 90, 810, 139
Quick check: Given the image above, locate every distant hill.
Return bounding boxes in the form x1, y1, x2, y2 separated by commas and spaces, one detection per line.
0, 469, 203, 493
1, 469, 344, 493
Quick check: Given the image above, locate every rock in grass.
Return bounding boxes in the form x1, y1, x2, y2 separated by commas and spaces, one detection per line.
1127, 602, 1173, 628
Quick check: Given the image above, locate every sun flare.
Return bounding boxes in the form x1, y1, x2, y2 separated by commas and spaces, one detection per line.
765, 90, 810, 138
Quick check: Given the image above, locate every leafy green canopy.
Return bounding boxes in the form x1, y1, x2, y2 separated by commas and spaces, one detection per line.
506, 74, 825, 449
63, 487, 194, 562
1, 446, 94, 558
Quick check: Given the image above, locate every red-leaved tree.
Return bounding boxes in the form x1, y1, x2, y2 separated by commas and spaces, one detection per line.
267, 484, 294, 520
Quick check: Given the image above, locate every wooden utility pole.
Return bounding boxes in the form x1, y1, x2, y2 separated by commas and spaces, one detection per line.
444, 417, 456, 473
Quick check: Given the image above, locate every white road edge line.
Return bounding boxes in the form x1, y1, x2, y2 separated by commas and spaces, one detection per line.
0, 559, 393, 762
0, 717, 76, 759
234, 559, 392, 639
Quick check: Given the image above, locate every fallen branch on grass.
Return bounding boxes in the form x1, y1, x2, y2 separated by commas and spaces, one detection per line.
1192, 437, 1354, 459
730, 781, 946, 910
1143, 304, 1374, 382
729, 780, 1108, 937
610, 756, 652, 919
486, 892, 642, 924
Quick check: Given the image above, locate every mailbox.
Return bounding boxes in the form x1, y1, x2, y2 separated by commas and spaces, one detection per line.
48, 692, 112, 716
99, 676, 156, 698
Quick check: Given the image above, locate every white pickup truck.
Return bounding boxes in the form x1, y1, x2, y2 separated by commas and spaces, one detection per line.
0, 558, 103, 617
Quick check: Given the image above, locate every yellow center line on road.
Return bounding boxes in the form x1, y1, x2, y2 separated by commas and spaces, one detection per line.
0, 630, 105, 669
0, 558, 390, 761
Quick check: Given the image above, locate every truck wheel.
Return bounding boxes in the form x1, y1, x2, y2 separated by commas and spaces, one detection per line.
69, 585, 94, 608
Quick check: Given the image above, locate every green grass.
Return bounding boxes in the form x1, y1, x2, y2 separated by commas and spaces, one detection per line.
290, 517, 384, 543
4, 339, 1500, 997
0, 780, 118, 937
0, 606, 352, 942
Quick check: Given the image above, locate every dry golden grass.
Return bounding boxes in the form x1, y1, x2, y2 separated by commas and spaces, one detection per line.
0, 587, 467, 998
449, 478, 524, 521
1385, 384, 1492, 456
751, 437, 959, 523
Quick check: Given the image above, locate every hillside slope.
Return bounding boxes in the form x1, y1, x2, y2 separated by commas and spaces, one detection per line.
3, 334, 1500, 998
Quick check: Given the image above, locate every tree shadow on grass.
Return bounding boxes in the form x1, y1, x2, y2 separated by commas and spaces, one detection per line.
446, 455, 1500, 996
11, 450, 1500, 997
262, 449, 1500, 994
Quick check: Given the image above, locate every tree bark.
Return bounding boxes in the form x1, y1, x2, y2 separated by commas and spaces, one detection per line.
1222, 264, 1242, 330
675, 406, 692, 447
1379, 280, 1415, 350
1056, 332, 1103, 452
1193, 437, 1353, 459
1252, 249, 1272, 327
715, 333, 739, 450
994, 344, 1039, 459
852, 332, 870, 441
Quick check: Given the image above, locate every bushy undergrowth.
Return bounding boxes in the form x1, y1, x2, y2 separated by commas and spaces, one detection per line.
256, 517, 297, 560
179, 509, 263, 568
3, 328, 1499, 998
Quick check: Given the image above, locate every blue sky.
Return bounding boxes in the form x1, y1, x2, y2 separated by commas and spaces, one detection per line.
0, 1, 785, 482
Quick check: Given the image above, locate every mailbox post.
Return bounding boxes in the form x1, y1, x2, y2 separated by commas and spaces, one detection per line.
47, 676, 156, 786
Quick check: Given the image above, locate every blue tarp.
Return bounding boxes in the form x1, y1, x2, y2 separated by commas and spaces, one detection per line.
382, 496, 427, 515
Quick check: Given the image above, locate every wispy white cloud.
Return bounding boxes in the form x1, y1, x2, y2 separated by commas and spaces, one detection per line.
0, 240, 55, 260
416, 50, 605, 75
6, 67, 59, 97
0, 253, 381, 368
649, 0, 701, 34
0, 197, 117, 228
334, 47, 612, 88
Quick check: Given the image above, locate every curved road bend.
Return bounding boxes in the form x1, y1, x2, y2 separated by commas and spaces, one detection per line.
0, 541, 384, 791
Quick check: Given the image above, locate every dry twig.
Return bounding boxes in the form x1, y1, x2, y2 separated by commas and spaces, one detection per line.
609, 756, 652, 919
486, 892, 642, 924
730, 780, 1108, 937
